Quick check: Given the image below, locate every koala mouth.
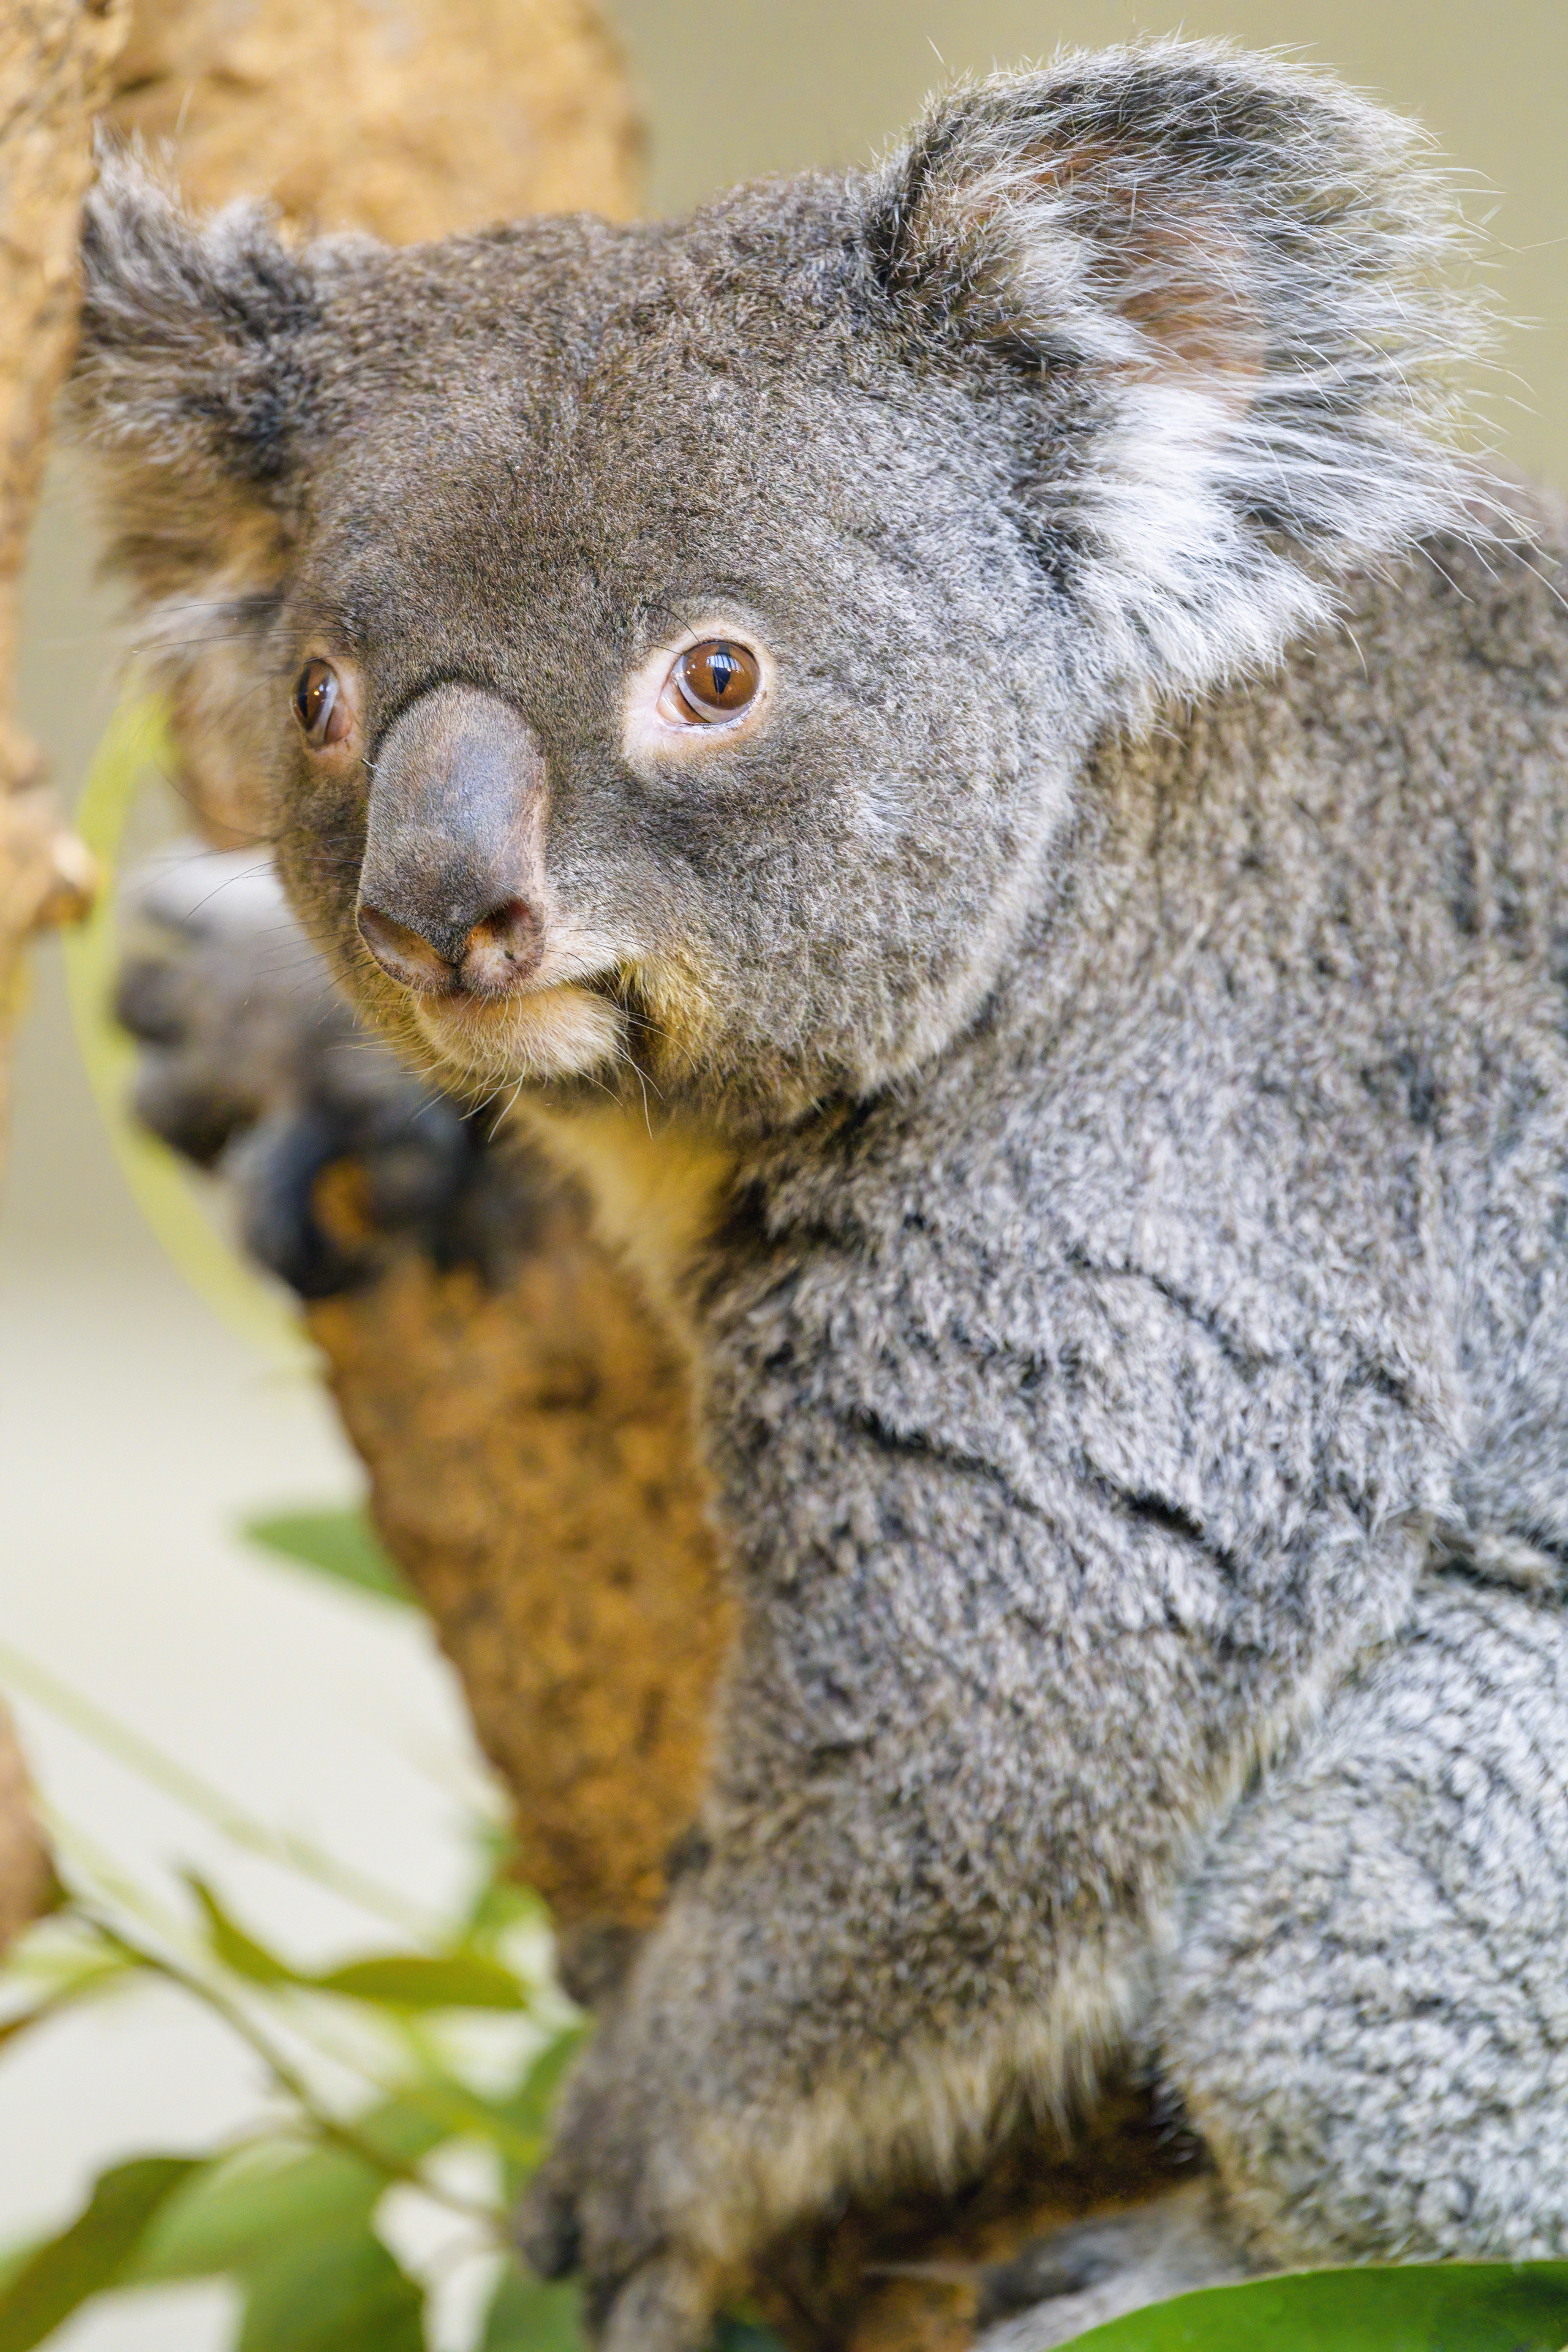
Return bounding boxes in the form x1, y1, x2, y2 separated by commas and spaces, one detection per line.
412, 976, 629, 1091
414, 953, 719, 1106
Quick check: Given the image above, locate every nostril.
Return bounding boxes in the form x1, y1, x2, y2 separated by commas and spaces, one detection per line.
356, 901, 459, 996
457, 896, 543, 994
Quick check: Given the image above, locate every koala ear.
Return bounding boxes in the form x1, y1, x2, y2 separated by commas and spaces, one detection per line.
870, 41, 1490, 704
69, 148, 328, 611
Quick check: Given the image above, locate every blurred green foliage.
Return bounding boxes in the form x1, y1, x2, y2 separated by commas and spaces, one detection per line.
0, 1821, 590, 2351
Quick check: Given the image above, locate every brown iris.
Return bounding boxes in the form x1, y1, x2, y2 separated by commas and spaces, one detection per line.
672, 639, 760, 723
293, 659, 348, 748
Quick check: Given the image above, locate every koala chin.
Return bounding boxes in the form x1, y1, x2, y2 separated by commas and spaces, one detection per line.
72, 36, 1568, 2352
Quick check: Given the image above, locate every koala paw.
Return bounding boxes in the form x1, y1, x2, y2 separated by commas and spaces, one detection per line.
975, 2181, 1248, 2350
517, 2024, 735, 2352
115, 843, 535, 1297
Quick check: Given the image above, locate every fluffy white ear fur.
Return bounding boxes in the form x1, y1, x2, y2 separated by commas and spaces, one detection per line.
875, 38, 1494, 708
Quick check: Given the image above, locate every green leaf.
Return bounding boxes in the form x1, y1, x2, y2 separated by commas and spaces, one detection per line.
486, 2029, 588, 2194
181, 1873, 529, 2011
480, 2260, 586, 2352
313, 1952, 529, 2010
0, 2250, 37, 2306
129, 2133, 428, 2352
1068, 2261, 1568, 2350
0, 2156, 204, 2352
184, 1876, 294, 1987
240, 1508, 412, 1605
498, 2029, 585, 2132
234, 2226, 425, 2352
133, 2100, 458, 2287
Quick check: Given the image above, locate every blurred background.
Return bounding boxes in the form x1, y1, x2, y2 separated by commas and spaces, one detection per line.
3, 1, 1564, 2346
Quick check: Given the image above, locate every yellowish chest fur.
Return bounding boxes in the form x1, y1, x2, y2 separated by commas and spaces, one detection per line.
521, 1099, 738, 1331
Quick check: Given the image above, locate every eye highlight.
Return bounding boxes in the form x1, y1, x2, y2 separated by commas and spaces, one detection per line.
293, 659, 349, 749
662, 639, 760, 726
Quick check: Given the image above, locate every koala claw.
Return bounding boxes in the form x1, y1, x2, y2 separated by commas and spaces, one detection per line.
519, 2180, 714, 2352
975, 2181, 1249, 2351
515, 2176, 581, 2284
593, 2253, 717, 2352
518, 2028, 733, 2352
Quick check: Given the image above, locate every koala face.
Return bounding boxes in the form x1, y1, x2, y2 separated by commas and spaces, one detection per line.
268, 222, 1073, 1118
73, 42, 1483, 1127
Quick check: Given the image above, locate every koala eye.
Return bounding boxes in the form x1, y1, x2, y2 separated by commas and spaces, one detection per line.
293, 660, 349, 749
664, 640, 760, 726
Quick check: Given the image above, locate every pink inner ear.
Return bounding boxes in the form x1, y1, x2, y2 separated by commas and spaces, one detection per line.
1113, 222, 1266, 397
1040, 149, 1269, 395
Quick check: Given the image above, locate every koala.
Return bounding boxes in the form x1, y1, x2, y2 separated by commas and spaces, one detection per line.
71, 37, 1568, 2351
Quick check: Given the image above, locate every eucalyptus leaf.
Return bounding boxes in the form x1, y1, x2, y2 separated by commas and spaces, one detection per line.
313, 1952, 528, 2010
184, 1875, 295, 1987
496, 2029, 585, 2132
234, 2222, 425, 2352
1067, 2260, 1568, 2350
182, 1873, 528, 2010
240, 1508, 411, 1605
480, 2260, 586, 2351
139, 2148, 380, 2284
0, 2156, 204, 2352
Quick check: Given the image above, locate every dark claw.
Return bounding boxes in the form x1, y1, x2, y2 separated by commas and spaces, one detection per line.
516, 2179, 583, 2283
113, 951, 189, 1048
555, 1920, 645, 2012
113, 841, 557, 1301
975, 2221, 1126, 2327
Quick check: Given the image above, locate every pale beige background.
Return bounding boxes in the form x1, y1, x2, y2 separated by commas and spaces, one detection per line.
610, 0, 1568, 482
0, 6, 1563, 2347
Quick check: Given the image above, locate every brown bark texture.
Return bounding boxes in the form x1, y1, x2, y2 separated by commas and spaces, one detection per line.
308, 1169, 731, 1944
106, 0, 641, 244
0, 0, 125, 1115
0, 0, 131, 1954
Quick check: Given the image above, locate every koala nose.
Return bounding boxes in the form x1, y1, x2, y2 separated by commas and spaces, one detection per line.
356, 894, 542, 997
355, 684, 550, 999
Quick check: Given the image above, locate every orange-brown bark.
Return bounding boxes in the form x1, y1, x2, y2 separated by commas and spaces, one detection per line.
308, 1166, 730, 1941
0, 0, 125, 1121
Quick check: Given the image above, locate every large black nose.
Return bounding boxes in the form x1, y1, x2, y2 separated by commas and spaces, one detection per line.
356, 685, 549, 997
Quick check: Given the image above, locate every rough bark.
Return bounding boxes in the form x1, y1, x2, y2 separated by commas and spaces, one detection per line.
0, 0, 125, 1122
307, 1173, 731, 1948
0, 0, 131, 1955
105, 0, 640, 243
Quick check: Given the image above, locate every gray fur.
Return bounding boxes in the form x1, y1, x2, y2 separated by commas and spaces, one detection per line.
70, 38, 1568, 2347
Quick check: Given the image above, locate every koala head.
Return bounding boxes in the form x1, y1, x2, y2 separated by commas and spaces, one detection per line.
73, 41, 1484, 1128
